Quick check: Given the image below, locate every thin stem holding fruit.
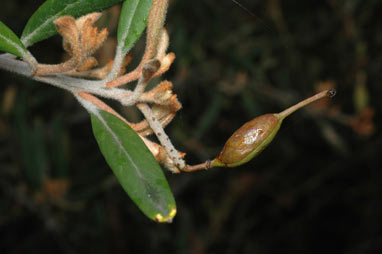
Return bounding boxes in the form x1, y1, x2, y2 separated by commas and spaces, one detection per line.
182, 161, 211, 172
181, 89, 337, 173
275, 89, 336, 121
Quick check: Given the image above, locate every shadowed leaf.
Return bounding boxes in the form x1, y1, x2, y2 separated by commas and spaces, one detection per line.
0, 21, 28, 58
21, 0, 123, 47
117, 0, 153, 52
90, 110, 176, 222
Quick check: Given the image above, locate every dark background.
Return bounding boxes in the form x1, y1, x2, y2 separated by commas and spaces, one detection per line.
1, 0, 381, 253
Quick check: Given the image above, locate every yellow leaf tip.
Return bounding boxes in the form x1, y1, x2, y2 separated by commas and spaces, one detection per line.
169, 207, 177, 218
154, 207, 177, 223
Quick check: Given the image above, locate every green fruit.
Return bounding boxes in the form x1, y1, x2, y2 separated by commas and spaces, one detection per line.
211, 113, 282, 167
209, 89, 336, 169
182, 89, 336, 172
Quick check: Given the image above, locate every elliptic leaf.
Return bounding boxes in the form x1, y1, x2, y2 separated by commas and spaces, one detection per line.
90, 110, 176, 222
0, 21, 28, 58
117, 0, 153, 52
21, 0, 123, 47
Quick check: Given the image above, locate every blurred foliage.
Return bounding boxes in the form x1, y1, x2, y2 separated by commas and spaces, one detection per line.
1, 0, 382, 253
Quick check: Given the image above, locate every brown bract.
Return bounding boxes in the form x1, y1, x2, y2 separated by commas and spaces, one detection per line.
35, 13, 109, 76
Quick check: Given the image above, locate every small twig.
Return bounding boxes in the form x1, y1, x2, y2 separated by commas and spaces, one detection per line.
137, 103, 185, 170
122, 59, 161, 106
182, 161, 211, 172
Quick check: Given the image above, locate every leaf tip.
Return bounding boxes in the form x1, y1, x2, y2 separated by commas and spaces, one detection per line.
169, 207, 177, 218
154, 207, 177, 223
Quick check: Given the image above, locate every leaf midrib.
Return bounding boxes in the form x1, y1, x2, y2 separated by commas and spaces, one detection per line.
0, 32, 25, 57
96, 111, 145, 180
22, 1, 78, 46
119, 0, 140, 47
96, 111, 170, 215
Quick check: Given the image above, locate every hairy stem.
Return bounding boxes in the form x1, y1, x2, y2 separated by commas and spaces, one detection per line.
137, 103, 185, 170
0, 54, 132, 100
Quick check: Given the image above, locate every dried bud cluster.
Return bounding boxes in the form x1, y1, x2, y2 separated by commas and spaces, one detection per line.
35, 13, 110, 76
53, 4, 184, 172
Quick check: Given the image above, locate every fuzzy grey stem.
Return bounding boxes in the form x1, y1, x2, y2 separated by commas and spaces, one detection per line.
22, 51, 38, 74
122, 59, 161, 106
137, 103, 185, 169
104, 45, 126, 82
0, 54, 132, 100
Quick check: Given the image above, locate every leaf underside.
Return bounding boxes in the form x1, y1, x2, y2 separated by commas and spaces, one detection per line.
90, 110, 176, 222
0, 21, 27, 58
21, 0, 123, 47
117, 0, 153, 52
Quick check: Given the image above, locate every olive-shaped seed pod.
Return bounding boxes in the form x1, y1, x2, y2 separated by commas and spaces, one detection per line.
211, 113, 282, 167
209, 89, 336, 168
182, 89, 336, 172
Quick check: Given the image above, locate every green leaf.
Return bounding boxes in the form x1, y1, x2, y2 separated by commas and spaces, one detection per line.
0, 21, 28, 58
90, 110, 176, 222
117, 0, 153, 52
21, 0, 123, 47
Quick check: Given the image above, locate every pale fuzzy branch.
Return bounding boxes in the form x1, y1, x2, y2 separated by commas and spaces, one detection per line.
135, 104, 180, 136
105, 36, 133, 82
0, 54, 132, 100
145, 0, 169, 60
155, 28, 169, 60
131, 95, 182, 136
22, 51, 39, 74
141, 138, 180, 173
121, 59, 161, 106
0, 54, 176, 107
137, 103, 185, 170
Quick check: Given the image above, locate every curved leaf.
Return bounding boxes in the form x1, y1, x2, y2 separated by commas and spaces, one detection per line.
0, 21, 28, 58
21, 0, 123, 47
117, 0, 153, 52
90, 110, 176, 222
